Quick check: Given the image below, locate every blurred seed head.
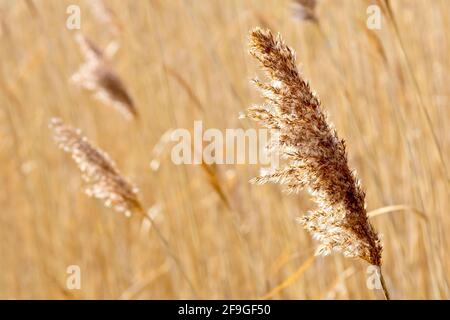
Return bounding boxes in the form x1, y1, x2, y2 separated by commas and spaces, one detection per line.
71, 33, 138, 120
291, 0, 318, 23
86, 0, 123, 36
50, 118, 142, 216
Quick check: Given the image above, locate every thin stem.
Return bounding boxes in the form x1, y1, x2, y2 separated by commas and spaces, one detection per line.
383, 0, 449, 184
379, 268, 391, 300
135, 207, 198, 297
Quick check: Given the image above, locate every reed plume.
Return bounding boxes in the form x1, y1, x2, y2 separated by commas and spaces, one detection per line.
50, 118, 198, 293
71, 34, 137, 120
247, 28, 388, 297
291, 0, 318, 23
86, 0, 123, 36
49, 118, 141, 216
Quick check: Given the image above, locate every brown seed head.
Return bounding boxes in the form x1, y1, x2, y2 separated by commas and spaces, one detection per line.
71, 34, 138, 120
50, 118, 142, 216
247, 28, 382, 266
291, 0, 318, 23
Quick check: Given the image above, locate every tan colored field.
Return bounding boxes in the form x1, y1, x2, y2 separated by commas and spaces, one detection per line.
0, 0, 449, 299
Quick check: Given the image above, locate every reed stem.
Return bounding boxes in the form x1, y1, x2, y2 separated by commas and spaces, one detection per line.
379, 268, 390, 300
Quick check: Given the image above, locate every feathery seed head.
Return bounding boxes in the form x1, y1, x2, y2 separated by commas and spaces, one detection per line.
87, 0, 122, 36
50, 118, 142, 216
291, 0, 318, 23
71, 34, 138, 120
248, 28, 382, 266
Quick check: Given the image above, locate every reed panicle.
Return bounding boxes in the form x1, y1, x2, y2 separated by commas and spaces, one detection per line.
50, 118, 198, 293
247, 28, 383, 269
71, 34, 138, 120
87, 0, 123, 36
291, 0, 318, 23
49, 118, 141, 216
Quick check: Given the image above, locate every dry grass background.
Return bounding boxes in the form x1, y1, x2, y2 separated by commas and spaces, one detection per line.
0, 0, 449, 299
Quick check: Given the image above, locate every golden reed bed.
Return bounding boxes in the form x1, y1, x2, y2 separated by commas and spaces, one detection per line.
0, 0, 448, 299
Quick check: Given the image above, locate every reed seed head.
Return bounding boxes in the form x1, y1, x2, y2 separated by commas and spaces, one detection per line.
87, 0, 122, 36
50, 118, 142, 216
291, 0, 318, 23
71, 34, 138, 120
247, 28, 382, 266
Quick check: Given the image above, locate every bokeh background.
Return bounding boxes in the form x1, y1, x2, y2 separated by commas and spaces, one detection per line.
0, 0, 449, 299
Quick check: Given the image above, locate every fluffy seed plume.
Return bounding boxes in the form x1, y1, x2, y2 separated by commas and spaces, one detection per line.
86, 0, 123, 36
247, 28, 382, 267
291, 0, 318, 23
50, 118, 142, 216
71, 34, 137, 120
